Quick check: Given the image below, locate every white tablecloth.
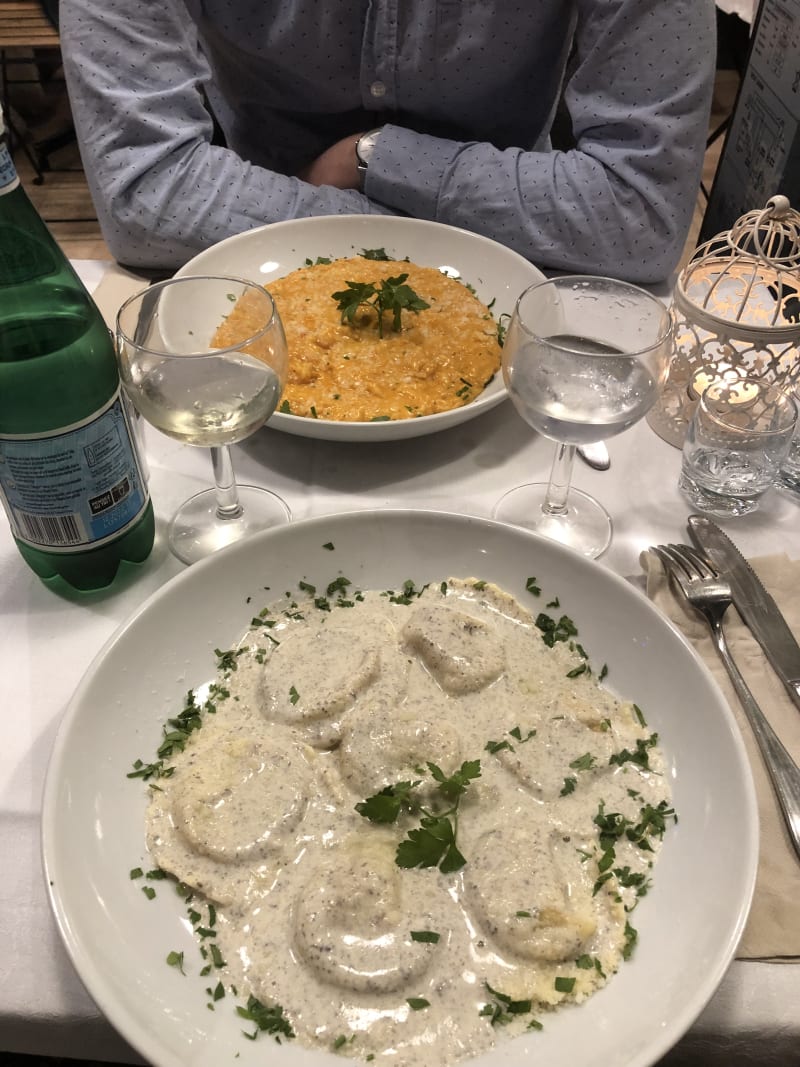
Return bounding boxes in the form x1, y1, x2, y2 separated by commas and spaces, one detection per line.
716, 0, 758, 23
1, 263, 798, 1064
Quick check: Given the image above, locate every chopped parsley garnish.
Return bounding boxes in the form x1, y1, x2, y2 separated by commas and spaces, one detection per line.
480, 983, 533, 1025
385, 578, 426, 605
569, 752, 597, 772
609, 734, 658, 771
623, 921, 639, 960
407, 997, 430, 1011
554, 976, 575, 994
359, 247, 392, 260
410, 930, 441, 943
485, 738, 514, 755
535, 612, 578, 647
507, 725, 524, 741
592, 799, 676, 895
166, 950, 185, 974
236, 995, 295, 1041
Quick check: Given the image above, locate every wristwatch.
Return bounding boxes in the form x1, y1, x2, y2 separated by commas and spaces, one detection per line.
356, 127, 383, 189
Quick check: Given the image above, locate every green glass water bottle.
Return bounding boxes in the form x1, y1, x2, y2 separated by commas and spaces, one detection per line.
0, 110, 154, 590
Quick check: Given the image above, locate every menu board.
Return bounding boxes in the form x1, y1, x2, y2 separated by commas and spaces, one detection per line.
700, 0, 800, 240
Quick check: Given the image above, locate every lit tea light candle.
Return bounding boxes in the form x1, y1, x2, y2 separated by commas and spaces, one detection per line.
689, 365, 760, 404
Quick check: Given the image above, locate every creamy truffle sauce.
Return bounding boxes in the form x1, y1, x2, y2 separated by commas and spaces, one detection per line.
145, 578, 673, 1064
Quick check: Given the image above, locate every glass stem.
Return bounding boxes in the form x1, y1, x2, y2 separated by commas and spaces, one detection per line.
543, 442, 576, 515
210, 445, 244, 520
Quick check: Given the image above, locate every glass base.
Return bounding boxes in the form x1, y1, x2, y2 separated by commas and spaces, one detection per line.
493, 483, 612, 559
168, 485, 291, 565
677, 470, 764, 517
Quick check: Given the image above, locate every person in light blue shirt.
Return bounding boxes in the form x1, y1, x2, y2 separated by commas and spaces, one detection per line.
59, 0, 716, 281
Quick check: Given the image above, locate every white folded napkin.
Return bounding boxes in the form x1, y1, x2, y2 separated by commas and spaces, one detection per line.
89, 264, 152, 330
642, 551, 800, 961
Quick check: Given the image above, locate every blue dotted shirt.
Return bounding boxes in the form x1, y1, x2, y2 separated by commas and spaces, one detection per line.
60, 0, 715, 279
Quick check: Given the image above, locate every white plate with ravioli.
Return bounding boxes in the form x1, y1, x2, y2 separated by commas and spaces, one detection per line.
42, 510, 757, 1067
174, 216, 545, 442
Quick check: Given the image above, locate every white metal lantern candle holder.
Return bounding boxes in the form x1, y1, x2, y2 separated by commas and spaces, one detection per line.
647, 195, 800, 447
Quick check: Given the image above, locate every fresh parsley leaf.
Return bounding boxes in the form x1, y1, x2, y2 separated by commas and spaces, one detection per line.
396, 816, 466, 873
427, 759, 481, 801
355, 781, 418, 824
332, 273, 430, 337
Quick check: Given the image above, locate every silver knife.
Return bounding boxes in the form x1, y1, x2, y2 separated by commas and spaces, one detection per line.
688, 513, 800, 711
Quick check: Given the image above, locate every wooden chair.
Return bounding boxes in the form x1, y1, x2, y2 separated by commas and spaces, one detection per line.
0, 1, 64, 182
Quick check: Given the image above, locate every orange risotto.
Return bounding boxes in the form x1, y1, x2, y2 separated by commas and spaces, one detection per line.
212, 255, 502, 422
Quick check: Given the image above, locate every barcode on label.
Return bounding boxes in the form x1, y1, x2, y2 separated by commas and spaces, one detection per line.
17, 510, 85, 546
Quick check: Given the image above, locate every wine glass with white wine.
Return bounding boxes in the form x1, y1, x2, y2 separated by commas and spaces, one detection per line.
493, 275, 672, 558
116, 275, 290, 564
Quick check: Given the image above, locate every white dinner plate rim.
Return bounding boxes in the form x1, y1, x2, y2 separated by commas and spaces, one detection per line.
42, 509, 758, 1067
174, 216, 546, 442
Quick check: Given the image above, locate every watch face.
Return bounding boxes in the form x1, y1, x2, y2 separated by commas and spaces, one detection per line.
357, 128, 381, 168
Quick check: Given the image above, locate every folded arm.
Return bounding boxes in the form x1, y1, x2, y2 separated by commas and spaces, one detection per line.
308, 0, 717, 283
59, 0, 395, 269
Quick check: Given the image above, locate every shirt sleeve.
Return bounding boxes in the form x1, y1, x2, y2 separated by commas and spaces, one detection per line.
59, 0, 396, 269
366, 0, 716, 283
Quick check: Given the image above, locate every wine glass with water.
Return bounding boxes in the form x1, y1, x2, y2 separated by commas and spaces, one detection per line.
493, 275, 672, 558
116, 275, 290, 564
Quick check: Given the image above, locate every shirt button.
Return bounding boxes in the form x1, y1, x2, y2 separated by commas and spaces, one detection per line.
370, 80, 386, 98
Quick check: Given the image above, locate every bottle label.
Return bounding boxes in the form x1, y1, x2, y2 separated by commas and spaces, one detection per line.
0, 137, 20, 194
0, 390, 151, 553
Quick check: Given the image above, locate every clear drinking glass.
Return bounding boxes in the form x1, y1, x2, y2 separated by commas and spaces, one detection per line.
116, 275, 290, 564
777, 379, 800, 498
493, 275, 672, 558
679, 374, 798, 515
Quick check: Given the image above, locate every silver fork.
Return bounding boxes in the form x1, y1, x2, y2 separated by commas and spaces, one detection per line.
651, 542, 800, 863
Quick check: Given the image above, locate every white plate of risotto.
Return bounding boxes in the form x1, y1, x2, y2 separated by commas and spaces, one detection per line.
43, 510, 757, 1067
174, 216, 546, 442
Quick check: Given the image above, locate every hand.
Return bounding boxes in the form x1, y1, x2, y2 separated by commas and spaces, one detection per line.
298, 133, 363, 190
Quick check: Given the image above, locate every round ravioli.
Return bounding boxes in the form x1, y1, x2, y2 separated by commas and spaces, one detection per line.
338, 702, 463, 796
292, 837, 439, 993
402, 602, 506, 695
171, 734, 313, 862
259, 618, 410, 748
496, 717, 615, 801
464, 827, 598, 963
